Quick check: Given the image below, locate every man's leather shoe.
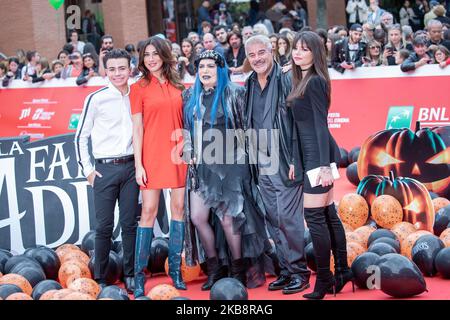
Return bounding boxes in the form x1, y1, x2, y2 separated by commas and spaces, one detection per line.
268, 275, 291, 291
282, 277, 310, 295
124, 277, 135, 294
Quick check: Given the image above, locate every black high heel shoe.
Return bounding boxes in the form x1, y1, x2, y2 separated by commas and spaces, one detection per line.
333, 269, 355, 294
303, 276, 336, 300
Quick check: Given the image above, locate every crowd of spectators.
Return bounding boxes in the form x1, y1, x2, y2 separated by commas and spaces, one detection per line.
1, 0, 449, 88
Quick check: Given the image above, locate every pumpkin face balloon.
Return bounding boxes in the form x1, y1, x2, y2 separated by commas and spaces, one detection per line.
357, 171, 435, 232
357, 122, 450, 198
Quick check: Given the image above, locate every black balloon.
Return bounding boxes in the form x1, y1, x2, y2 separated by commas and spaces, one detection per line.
435, 247, 450, 279
210, 278, 248, 300
370, 237, 400, 253
88, 251, 122, 285
31, 280, 62, 300
339, 148, 349, 168
4, 255, 41, 274
367, 229, 397, 247
0, 284, 23, 299
97, 285, 130, 300
26, 247, 60, 280
148, 237, 169, 274
11, 265, 46, 287
0, 250, 11, 274
305, 242, 317, 272
412, 235, 445, 277
377, 253, 427, 298
352, 150, 360, 163
346, 162, 360, 186
434, 205, 450, 237
368, 242, 397, 256
81, 230, 96, 254
351, 252, 380, 289
348, 146, 361, 164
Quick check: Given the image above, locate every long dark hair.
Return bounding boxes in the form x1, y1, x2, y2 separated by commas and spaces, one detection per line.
288, 31, 331, 108
138, 36, 185, 90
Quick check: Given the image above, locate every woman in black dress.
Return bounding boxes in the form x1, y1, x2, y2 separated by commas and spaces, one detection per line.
288, 31, 352, 300
182, 50, 268, 290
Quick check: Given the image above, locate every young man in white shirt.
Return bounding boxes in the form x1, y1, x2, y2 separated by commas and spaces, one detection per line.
75, 49, 138, 293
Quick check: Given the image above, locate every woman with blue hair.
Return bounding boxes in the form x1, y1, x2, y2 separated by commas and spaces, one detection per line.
182, 50, 268, 290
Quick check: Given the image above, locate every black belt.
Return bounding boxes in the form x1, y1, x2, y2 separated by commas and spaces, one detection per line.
95, 155, 134, 165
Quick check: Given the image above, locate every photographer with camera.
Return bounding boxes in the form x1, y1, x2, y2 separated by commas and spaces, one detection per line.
98, 35, 114, 77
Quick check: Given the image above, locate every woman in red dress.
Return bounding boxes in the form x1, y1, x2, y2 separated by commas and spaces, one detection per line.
130, 36, 187, 297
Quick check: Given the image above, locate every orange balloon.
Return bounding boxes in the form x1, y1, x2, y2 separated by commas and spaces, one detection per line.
440, 228, 450, 247
342, 223, 354, 233
402, 230, 433, 259
68, 278, 101, 299
60, 250, 90, 266
6, 293, 33, 300
39, 289, 60, 300
164, 256, 201, 283
0, 274, 33, 295
58, 260, 92, 288
346, 232, 365, 248
432, 197, 450, 213
338, 194, 369, 229
148, 284, 180, 300
56, 244, 81, 253
347, 242, 366, 266
371, 195, 403, 229
51, 289, 75, 300
330, 242, 365, 274
391, 221, 417, 244
63, 292, 96, 300
354, 225, 376, 248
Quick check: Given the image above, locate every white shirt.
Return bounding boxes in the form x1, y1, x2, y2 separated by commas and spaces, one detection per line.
74, 83, 134, 177
72, 41, 86, 53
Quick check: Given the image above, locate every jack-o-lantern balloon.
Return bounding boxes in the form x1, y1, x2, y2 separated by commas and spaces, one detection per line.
357, 122, 450, 198
357, 171, 434, 232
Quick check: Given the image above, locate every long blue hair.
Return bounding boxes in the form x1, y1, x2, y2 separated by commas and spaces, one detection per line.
185, 59, 230, 131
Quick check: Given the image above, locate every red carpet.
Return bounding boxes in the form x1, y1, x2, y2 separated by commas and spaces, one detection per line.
122, 168, 450, 300
129, 272, 450, 300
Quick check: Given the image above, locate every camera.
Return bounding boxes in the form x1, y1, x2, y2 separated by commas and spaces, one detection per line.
69, 54, 78, 60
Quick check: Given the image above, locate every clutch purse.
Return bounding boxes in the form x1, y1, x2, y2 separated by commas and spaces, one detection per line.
306, 163, 340, 188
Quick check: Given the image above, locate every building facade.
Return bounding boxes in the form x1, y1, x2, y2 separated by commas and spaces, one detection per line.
0, 0, 347, 60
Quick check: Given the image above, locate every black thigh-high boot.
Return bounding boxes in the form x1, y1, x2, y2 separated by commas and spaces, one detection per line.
325, 204, 354, 293
303, 207, 335, 300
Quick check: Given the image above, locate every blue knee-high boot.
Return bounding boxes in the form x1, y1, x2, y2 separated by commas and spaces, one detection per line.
134, 226, 153, 297
168, 220, 187, 290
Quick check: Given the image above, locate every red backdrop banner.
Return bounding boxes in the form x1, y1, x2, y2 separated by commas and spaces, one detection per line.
1, 65, 449, 148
